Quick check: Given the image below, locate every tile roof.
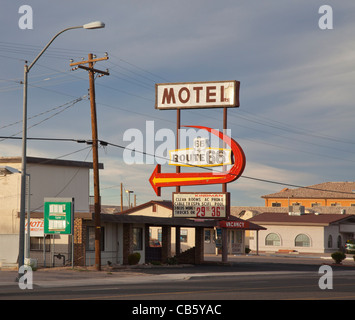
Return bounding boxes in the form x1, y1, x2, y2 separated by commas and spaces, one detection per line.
261, 182, 355, 199
248, 212, 355, 226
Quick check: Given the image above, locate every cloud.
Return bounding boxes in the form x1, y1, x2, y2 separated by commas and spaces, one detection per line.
1, 1, 355, 208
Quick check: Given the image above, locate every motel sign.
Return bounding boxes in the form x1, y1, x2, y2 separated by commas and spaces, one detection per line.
155, 80, 240, 110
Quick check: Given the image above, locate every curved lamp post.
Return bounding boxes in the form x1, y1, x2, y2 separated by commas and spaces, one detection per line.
18, 21, 105, 274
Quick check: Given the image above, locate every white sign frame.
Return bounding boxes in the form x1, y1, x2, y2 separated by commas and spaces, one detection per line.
155, 80, 240, 110
172, 192, 230, 219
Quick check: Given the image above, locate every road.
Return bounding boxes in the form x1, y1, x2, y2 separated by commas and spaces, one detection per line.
1, 255, 355, 303
6, 269, 353, 301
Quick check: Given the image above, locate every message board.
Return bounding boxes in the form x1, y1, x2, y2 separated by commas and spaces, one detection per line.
173, 192, 229, 218
44, 197, 74, 235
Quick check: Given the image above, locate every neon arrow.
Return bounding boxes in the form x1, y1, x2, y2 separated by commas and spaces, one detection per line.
149, 125, 246, 196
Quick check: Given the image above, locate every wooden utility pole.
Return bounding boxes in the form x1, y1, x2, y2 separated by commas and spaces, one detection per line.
70, 54, 109, 271
120, 183, 123, 212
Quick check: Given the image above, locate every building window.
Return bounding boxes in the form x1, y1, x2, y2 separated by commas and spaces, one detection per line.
331, 203, 341, 207
86, 226, 105, 251
265, 233, 281, 246
328, 235, 333, 248
271, 203, 281, 207
30, 235, 50, 251
311, 202, 321, 207
295, 234, 310, 247
180, 229, 188, 243
133, 227, 143, 251
337, 235, 342, 249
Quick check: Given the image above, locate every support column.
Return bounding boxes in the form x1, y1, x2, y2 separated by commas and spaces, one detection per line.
73, 218, 86, 266
175, 226, 181, 255
145, 225, 150, 248
222, 228, 228, 263
123, 223, 133, 265
222, 107, 228, 263
161, 226, 171, 263
195, 227, 204, 264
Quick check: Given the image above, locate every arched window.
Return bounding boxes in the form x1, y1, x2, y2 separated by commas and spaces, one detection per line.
295, 234, 310, 247
328, 235, 333, 248
265, 233, 281, 246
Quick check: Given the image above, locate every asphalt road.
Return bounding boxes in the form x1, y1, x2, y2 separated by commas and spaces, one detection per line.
0, 259, 353, 320
1, 254, 355, 304
7, 269, 353, 301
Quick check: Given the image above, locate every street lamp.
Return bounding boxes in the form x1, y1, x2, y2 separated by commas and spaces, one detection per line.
18, 21, 105, 274
126, 190, 134, 208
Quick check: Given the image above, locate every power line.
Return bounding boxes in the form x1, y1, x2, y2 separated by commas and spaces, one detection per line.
1, 44, 354, 177
1, 134, 355, 195
0, 96, 85, 142
0, 96, 85, 131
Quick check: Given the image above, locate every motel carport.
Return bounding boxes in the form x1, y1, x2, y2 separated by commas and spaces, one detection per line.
75, 209, 266, 266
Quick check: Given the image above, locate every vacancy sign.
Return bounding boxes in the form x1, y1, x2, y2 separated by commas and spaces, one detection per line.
155, 80, 240, 110
173, 192, 229, 218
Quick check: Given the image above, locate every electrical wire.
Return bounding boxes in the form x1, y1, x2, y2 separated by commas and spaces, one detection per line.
1, 43, 355, 185
1, 134, 352, 196
0, 96, 86, 142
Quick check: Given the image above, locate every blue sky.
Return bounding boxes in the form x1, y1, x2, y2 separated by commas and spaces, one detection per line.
1, 1, 355, 207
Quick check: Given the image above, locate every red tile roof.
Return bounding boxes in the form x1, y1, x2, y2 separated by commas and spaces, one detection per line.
248, 212, 355, 226
262, 182, 355, 199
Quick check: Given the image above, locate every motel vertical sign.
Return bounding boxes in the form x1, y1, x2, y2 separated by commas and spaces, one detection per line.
155, 80, 240, 110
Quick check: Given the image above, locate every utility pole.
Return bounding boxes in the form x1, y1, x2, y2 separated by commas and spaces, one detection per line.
120, 183, 123, 212
70, 53, 109, 271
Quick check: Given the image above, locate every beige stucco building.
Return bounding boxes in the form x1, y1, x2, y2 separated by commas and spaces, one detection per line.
0, 156, 97, 267
248, 209, 355, 254
262, 182, 355, 208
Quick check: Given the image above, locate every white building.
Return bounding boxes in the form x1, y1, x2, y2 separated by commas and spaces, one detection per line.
248, 211, 355, 254
0, 156, 99, 267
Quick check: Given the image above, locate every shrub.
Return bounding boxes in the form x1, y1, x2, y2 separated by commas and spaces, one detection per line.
331, 251, 346, 264
128, 252, 141, 265
167, 256, 178, 265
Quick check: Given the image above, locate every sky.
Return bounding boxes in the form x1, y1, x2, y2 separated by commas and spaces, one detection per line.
0, 1, 355, 207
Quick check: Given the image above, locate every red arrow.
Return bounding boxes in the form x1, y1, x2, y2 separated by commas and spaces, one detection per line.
149, 125, 246, 196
